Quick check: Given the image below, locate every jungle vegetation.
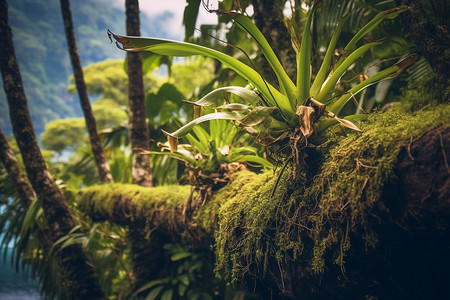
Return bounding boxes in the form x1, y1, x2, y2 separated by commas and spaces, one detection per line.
0, 0, 449, 299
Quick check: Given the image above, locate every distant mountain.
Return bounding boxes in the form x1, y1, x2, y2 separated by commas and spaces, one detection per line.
1, 0, 174, 137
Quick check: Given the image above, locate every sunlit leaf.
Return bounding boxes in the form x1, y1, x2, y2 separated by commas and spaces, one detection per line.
108, 31, 295, 119
224, 12, 297, 104
310, 13, 349, 97
170, 251, 192, 261
327, 54, 417, 114
335, 116, 362, 131
183, 86, 261, 107
239, 107, 276, 127
145, 285, 164, 300
217, 103, 250, 111
297, 7, 314, 104
316, 41, 382, 102
339, 5, 409, 63
163, 112, 245, 139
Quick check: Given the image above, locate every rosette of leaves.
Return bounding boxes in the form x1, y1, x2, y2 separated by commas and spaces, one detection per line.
108, 4, 416, 166
153, 118, 272, 206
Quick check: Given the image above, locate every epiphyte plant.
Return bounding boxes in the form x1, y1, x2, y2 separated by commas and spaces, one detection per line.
108, 2, 416, 159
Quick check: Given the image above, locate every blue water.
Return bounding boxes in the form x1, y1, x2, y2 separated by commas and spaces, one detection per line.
0, 248, 41, 300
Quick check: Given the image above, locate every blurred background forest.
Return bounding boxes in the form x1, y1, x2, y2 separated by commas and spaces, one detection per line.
0, 0, 448, 299
0, 0, 174, 137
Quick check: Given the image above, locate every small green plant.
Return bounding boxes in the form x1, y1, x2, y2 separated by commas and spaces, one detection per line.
109, 4, 415, 165
151, 118, 271, 204
133, 242, 221, 300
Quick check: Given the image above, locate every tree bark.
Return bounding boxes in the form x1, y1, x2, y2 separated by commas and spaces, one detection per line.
126, 0, 153, 187
251, 0, 297, 82
60, 0, 113, 184
0, 1, 105, 298
0, 127, 36, 205
395, 0, 450, 83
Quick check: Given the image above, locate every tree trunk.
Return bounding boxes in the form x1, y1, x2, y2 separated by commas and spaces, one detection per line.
0, 127, 36, 205
60, 0, 113, 184
0, 1, 105, 298
126, 0, 153, 187
252, 0, 297, 82
395, 0, 450, 84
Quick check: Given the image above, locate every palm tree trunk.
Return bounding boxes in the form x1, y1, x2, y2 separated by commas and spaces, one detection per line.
126, 0, 153, 187
0, 1, 105, 298
0, 127, 36, 205
60, 0, 113, 184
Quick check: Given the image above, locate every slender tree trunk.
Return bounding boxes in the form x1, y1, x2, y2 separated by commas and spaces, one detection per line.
0, 127, 36, 205
252, 0, 297, 81
0, 1, 105, 298
126, 0, 153, 187
0, 126, 54, 261
60, 0, 113, 184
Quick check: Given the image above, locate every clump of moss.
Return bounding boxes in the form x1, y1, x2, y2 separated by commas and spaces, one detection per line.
209, 167, 304, 283
210, 104, 450, 284
308, 104, 450, 273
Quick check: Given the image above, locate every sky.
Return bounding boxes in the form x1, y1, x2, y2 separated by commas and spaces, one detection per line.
111, 0, 219, 39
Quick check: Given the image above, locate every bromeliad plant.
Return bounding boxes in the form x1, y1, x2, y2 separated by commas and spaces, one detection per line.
153, 118, 272, 205
108, 4, 416, 167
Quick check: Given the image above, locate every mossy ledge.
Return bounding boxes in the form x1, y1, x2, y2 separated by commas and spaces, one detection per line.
78, 104, 450, 298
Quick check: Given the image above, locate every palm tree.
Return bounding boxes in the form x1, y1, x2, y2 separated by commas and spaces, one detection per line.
60, 0, 114, 184
126, 0, 153, 187
0, 0, 105, 298
0, 127, 36, 205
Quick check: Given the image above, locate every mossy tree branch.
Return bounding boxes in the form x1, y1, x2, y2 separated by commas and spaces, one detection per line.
78, 106, 450, 298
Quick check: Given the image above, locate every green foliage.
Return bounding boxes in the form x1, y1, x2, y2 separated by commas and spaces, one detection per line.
109, 4, 415, 156
157, 119, 271, 175
1, 178, 68, 300
92, 98, 128, 129
68, 59, 163, 106
41, 118, 87, 153
169, 57, 215, 97
134, 242, 220, 300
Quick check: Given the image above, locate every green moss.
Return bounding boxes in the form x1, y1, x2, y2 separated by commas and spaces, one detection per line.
77, 183, 191, 226
308, 104, 450, 272
207, 168, 299, 282
210, 104, 450, 282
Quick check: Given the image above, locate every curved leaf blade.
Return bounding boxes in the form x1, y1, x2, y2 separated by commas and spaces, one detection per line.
226, 12, 297, 104
316, 41, 382, 102
108, 31, 294, 119
183, 86, 260, 107
164, 112, 245, 138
